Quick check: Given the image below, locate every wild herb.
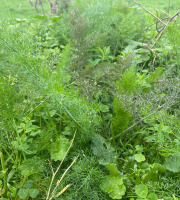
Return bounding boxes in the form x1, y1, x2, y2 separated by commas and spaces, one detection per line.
0, 0, 180, 199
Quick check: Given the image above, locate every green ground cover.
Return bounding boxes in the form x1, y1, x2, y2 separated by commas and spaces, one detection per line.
0, 0, 50, 19
0, 0, 180, 200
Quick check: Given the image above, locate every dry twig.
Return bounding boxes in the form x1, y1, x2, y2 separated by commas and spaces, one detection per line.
142, 43, 161, 58
131, 0, 166, 26
46, 131, 77, 200
152, 12, 179, 48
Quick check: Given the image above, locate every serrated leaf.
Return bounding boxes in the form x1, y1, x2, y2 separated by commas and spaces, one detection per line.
50, 137, 70, 161
164, 153, 180, 172
147, 193, 158, 200
134, 154, 145, 162
135, 184, 148, 198
100, 174, 126, 199
18, 188, 29, 199
91, 134, 116, 165
29, 188, 39, 198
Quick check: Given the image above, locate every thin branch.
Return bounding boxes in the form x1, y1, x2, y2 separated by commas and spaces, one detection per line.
145, 17, 169, 32
142, 43, 161, 58
55, 184, 71, 198
49, 157, 78, 200
46, 130, 77, 200
151, 14, 177, 48
131, 0, 167, 26
154, 8, 171, 17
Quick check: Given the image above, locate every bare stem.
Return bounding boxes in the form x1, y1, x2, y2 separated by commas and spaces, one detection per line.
46, 130, 77, 200
49, 156, 78, 200
131, 0, 167, 26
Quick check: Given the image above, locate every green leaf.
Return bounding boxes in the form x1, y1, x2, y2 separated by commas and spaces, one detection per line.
50, 137, 70, 161
135, 145, 144, 153
135, 184, 148, 198
29, 188, 39, 198
18, 188, 29, 199
134, 154, 145, 163
105, 163, 120, 175
23, 180, 33, 189
148, 67, 164, 82
100, 163, 126, 199
93, 58, 101, 66
50, 16, 61, 22
165, 153, 180, 172
91, 134, 116, 165
19, 156, 45, 176
136, 199, 144, 200
33, 15, 47, 20
7, 169, 16, 182
147, 193, 158, 200
100, 174, 126, 199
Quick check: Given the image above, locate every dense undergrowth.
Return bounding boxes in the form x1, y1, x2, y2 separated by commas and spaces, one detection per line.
0, 0, 180, 199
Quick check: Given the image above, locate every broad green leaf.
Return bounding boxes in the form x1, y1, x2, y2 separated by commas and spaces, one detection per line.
29, 188, 39, 198
11, 141, 30, 154
165, 153, 180, 172
135, 145, 143, 153
18, 188, 29, 199
134, 154, 145, 162
23, 180, 33, 189
148, 67, 164, 82
147, 193, 158, 200
160, 153, 170, 157
19, 156, 45, 176
50, 16, 61, 22
100, 174, 126, 199
99, 104, 109, 113
135, 184, 148, 198
33, 15, 47, 20
105, 163, 120, 175
50, 137, 70, 161
91, 134, 116, 165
